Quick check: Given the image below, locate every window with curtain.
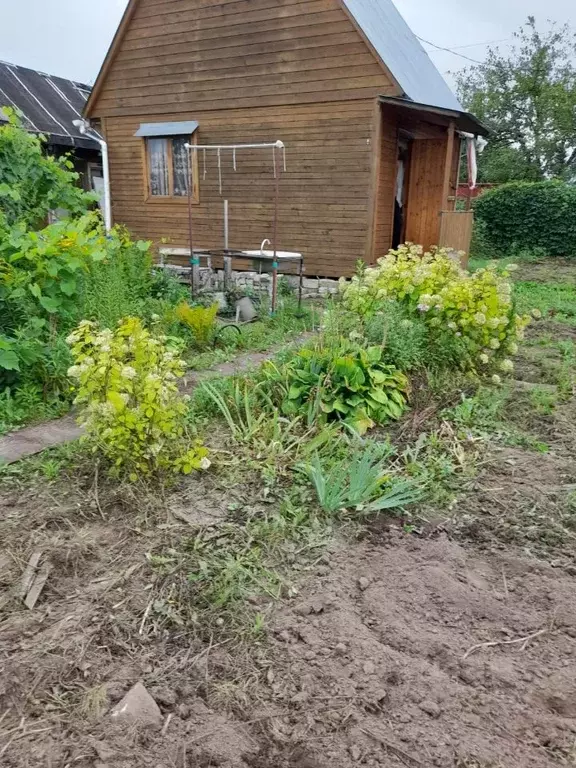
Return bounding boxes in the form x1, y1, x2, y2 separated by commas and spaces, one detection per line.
146, 134, 198, 200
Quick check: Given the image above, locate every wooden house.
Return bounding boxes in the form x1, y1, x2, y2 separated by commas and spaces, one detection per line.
85, 0, 487, 277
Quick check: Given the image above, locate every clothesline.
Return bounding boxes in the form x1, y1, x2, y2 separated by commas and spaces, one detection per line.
184, 139, 287, 192
184, 140, 284, 150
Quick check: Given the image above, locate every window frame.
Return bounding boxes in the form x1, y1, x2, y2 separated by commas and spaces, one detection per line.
143, 131, 199, 204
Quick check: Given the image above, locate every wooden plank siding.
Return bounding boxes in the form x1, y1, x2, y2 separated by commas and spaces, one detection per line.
89, 0, 398, 116
103, 101, 378, 277
404, 137, 448, 250
371, 105, 398, 260
87, 0, 402, 276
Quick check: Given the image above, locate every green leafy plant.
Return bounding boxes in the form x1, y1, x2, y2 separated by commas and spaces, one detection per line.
67, 317, 210, 480
175, 301, 219, 348
79, 232, 153, 328
0, 109, 95, 228
300, 441, 420, 514
0, 214, 107, 323
474, 181, 576, 258
262, 341, 409, 435
341, 243, 530, 375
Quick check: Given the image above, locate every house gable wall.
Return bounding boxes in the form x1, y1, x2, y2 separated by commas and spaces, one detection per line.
88, 0, 403, 276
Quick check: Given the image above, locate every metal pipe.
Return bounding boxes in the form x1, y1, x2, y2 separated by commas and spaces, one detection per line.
271, 146, 280, 316
73, 118, 112, 233
185, 140, 284, 151
187, 161, 198, 297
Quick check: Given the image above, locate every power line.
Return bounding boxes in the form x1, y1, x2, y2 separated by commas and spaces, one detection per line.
447, 38, 512, 51
417, 36, 485, 64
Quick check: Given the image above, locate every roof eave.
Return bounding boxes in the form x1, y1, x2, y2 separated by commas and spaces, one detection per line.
379, 95, 490, 137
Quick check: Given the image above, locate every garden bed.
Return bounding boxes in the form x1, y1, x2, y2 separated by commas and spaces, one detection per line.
1, 256, 576, 767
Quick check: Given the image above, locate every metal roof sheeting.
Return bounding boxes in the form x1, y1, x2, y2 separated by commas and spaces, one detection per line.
342, 0, 463, 112
0, 61, 98, 150
135, 121, 199, 137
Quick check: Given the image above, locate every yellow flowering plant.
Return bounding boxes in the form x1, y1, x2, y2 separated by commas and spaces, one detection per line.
175, 302, 219, 349
341, 244, 530, 374
67, 317, 209, 480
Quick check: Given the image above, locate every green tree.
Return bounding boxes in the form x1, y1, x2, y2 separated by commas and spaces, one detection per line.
456, 17, 576, 182
0, 109, 96, 229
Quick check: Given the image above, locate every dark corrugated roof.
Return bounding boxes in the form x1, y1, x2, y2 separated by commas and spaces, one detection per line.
0, 61, 99, 150
342, 0, 463, 112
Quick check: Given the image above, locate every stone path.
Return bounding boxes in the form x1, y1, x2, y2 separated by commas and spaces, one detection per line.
0, 335, 312, 466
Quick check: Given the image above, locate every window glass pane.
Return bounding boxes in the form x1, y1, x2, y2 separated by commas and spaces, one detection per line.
172, 137, 190, 197
147, 138, 169, 196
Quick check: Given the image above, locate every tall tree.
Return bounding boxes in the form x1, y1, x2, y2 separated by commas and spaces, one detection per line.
456, 17, 576, 182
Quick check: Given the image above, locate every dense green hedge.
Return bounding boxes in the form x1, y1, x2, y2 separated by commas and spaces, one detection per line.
474, 181, 576, 257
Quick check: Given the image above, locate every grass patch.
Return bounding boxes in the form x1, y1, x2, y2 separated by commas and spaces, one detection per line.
515, 280, 576, 324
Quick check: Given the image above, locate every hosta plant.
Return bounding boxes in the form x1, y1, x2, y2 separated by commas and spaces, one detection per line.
341, 244, 531, 375
67, 317, 209, 480
261, 342, 409, 435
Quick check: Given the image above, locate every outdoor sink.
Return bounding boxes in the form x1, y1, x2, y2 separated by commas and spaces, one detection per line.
242, 250, 302, 260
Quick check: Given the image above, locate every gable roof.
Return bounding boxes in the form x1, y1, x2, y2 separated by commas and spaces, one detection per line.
0, 60, 99, 150
341, 0, 462, 111
86, 0, 462, 117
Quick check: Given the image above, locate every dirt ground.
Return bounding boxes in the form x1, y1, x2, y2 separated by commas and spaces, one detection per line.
2, 292, 576, 767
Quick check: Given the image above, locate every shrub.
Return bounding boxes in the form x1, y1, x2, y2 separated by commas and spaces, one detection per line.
0, 109, 95, 228
67, 317, 209, 480
79, 231, 154, 328
363, 301, 473, 373
261, 341, 409, 435
175, 302, 219, 348
0, 214, 107, 325
474, 181, 576, 257
341, 244, 530, 375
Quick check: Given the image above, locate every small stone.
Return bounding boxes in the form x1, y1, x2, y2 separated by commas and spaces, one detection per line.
150, 686, 177, 707
458, 666, 478, 685
335, 643, 348, 654
105, 682, 127, 702
93, 742, 115, 761
419, 699, 441, 718
190, 699, 211, 716
176, 703, 191, 719
278, 630, 292, 643
363, 660, 376, 675
349, 745, 362, 761
110, 682, 162, 728
358, 577, 370, 591
291, 691, 310, 704
397, 712, 412, 723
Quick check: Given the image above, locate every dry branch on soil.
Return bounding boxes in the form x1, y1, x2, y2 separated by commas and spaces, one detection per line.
463, 626, 552, 659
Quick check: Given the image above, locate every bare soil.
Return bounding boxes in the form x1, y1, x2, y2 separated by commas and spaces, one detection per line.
2, 322, 576, 767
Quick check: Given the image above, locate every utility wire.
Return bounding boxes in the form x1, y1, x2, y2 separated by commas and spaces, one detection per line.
417, 36, 486, 64
447, 37, 511, 50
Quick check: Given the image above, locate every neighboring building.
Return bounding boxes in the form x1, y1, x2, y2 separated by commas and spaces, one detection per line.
85, 0, 487, 277
0, 61, 103, 196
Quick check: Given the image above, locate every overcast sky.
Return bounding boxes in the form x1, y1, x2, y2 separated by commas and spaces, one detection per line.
0, 0, 575, 86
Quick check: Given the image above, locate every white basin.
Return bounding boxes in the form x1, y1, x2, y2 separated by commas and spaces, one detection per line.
242, 249, 302, 260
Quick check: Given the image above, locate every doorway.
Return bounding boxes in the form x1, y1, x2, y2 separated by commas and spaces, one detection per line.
392, 138, 410, 249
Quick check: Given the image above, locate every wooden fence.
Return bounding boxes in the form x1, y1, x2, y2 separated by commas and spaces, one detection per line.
438, 211, 474, 265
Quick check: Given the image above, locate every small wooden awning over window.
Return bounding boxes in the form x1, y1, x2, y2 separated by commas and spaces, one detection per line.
134, 121, 199, 137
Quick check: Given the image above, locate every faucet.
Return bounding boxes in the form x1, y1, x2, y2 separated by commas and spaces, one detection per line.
260, 238, 271, 255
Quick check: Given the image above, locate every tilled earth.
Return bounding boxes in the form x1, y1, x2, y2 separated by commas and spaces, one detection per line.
2, 313, 576, 767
